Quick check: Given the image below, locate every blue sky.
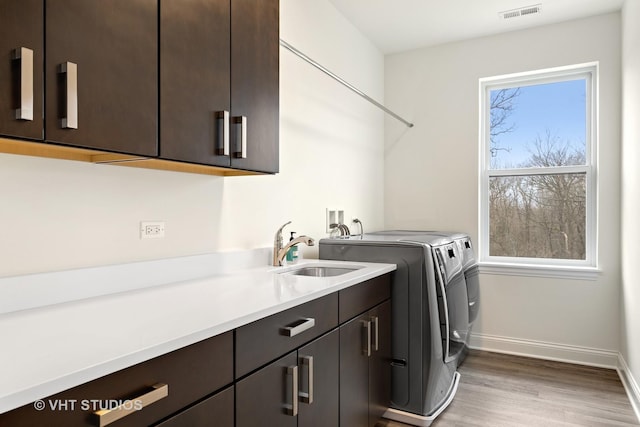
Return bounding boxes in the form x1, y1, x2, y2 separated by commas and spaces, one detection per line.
490, 79, 586, 167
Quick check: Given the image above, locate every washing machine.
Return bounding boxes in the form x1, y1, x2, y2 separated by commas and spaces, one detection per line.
387, 231, 481, 366
320, 231, 467, 426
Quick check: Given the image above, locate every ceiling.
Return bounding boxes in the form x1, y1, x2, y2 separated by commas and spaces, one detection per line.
328, 0, 625, 54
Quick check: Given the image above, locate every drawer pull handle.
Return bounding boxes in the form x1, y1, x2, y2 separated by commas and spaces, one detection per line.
362, 320, 372, 357
92, 383, 168, 427
284, 365, 299, 416
281, 317, 315, 337
59, 62, 78, 129
215, 110, 230, 156
12, 47, 34, 121
371, 315, 379, 352
232, 115, 247, 158
299, 355, 314, 404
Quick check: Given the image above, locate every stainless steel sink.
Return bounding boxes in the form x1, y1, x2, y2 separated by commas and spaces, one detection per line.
285, 266, 361, 277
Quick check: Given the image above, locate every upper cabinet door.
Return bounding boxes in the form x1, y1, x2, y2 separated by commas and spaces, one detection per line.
0, 0, 43, 140
230, 0, 279, 173
160, 0, 231, 167
45, 0, 157, 156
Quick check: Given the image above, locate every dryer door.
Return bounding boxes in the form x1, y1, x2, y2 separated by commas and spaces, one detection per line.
433, 247, 469, 364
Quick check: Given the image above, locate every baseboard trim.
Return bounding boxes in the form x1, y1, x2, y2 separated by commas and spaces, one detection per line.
617, 354, 640, 423
468, 332, 619, 369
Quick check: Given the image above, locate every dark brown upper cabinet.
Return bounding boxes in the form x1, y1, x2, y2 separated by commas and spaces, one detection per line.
0, 0, 44, 141
1, 0, 278, 176
45, 0, 158, 157
160, 0, 231, 168
231, 0, 279, 173
160, 0, 279, 174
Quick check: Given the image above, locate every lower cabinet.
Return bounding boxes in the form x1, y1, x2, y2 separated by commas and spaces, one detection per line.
340, 300, 392, 427
0, 274, 391, 427
368, 301, 392, 425
236, 329, 340, 427
236, 351, 297, 427
234, 274, 390, 427
298, 330, 340, 427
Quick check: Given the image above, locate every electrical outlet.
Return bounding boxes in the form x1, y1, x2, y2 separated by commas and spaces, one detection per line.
140, 221, 165, 239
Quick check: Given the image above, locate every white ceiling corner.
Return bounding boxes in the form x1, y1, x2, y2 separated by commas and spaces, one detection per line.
328, 0, 626, 54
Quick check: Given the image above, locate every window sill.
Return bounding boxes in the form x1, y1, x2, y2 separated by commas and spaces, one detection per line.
478, 262, 601, 280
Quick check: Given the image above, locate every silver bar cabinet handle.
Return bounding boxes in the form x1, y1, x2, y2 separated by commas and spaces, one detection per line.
281, 318, 315, 337
362, 320, 372, 357
215, 110, 229, 155
59, 62, 78, 129
92, 383, 168, 427
285, 365, 299, 416
233, 115, 247, 158
299, 355, 314, 404
371, 316, 379, 352
13, 47, 34, 121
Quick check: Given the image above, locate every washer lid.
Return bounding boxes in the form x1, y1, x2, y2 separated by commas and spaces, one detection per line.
320, 231, 452, 247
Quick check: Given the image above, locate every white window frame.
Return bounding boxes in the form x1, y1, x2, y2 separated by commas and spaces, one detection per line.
478, 63, 599, 279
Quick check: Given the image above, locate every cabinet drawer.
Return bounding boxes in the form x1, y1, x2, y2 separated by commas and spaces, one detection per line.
235, 293, 339, 378
0, 332, 233, 427
339, 274, 391, 323
155, 385, 233, 427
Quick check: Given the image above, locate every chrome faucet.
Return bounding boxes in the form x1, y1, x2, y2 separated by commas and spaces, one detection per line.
273, 221, 315, 266
330, 223, 351, 237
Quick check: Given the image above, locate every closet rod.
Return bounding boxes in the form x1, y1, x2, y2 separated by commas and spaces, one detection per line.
279, 39, 414, 128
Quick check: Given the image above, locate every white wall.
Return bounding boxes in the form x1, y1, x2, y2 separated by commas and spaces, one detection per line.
621, 0, 640, 409
384, 14, 622, 364
0, 0, 385, 277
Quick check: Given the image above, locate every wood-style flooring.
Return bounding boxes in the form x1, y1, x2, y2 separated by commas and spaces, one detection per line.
377, 349, 639, 427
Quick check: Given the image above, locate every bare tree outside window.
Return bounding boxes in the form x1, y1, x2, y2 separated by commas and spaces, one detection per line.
486, 78, 589, 261
489, 88, 520, 158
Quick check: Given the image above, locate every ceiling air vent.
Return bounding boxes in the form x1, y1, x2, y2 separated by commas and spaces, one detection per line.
499, 4, 542, 20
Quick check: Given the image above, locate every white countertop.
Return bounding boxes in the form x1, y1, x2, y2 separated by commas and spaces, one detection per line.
0, 257, 395, 414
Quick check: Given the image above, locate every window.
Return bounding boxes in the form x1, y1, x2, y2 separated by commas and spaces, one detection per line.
479, 64, 597, 273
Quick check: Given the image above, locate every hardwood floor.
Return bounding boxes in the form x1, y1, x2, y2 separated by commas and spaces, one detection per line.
377, 350, 639, 427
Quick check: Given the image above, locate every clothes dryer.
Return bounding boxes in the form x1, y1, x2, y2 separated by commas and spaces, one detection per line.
387, 231, 480, 365
320, 231, 465, 426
